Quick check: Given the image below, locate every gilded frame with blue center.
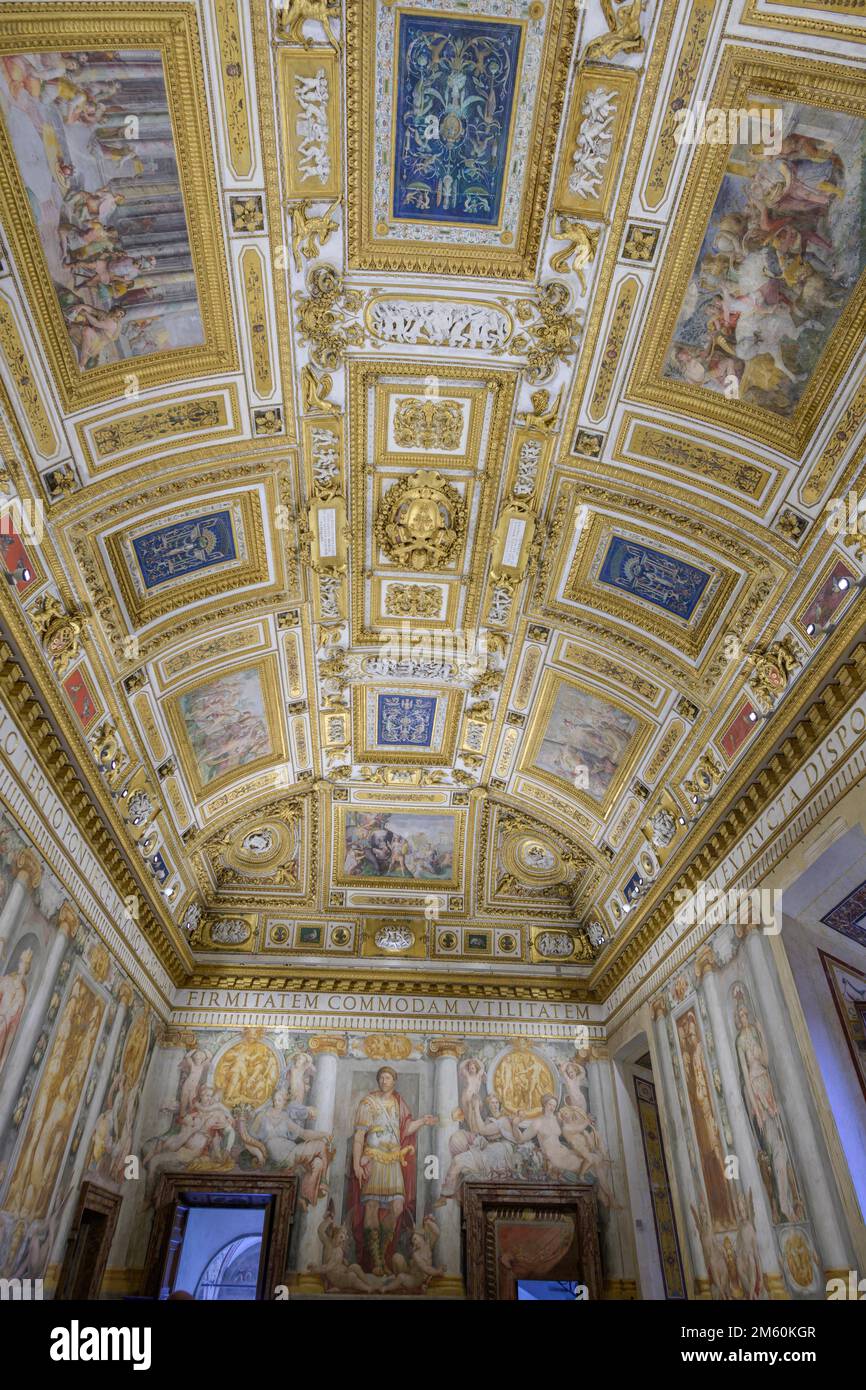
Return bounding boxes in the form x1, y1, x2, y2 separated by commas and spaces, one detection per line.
104, 491, 267, 627
346, 0, 576, 279
559, 513, 735, 659
598, 537, 710, 623
354, 684, 461, 764
392, 10, 524, 228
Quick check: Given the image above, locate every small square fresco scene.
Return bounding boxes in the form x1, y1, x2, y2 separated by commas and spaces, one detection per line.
177, 666, 272, 789
532, 683, 638, 803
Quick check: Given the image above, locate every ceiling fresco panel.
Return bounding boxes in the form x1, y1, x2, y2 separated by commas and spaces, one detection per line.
630, 49, 866, 457
164, 655, 287, 802
519, 670, 653, 820
0, 4, 237, 410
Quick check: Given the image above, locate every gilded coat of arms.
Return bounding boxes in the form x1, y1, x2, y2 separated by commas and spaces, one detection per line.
375, 469, 466, 571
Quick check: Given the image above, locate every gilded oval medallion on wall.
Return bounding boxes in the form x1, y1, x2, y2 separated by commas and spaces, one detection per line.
214, 1040, 279, 1108
492, 1041, 556, 1118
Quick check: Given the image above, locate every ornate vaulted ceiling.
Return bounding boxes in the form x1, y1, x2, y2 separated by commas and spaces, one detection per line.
0, 0, 864, 998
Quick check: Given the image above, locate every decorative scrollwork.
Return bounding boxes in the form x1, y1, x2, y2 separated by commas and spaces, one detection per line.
31, 594, 86, 677
392, 397, 464, 451
746, 636, 802, 706
295, 263, 363, 369
512, 282, 583, 383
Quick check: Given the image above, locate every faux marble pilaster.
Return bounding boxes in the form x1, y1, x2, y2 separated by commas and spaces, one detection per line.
428, 1037, 464, 1281
0, 849, 42, 963
585, 1045, 632, 1285
736, 921, 853, 1273
294, 1034, 346, 1275
0, 899, 78, 1140
649, 995, 708, 1293
693, 944, 781, 1296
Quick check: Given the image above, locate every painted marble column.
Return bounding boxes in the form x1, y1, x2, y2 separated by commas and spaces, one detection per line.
50, 983, 132, 1268
0, 899, 78, 1139
294, 1033, 346, 1280
693, 945, 782, 1296
75, 983, 132, 1179
428, 1036, 464, 1290
650, 994, 708, 1293
584, 1045, 632, 1292
0, 849, 42, 963
736, 921, 852, 1272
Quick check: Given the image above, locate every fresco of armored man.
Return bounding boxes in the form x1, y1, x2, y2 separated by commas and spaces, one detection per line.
349, 1065, 437, 1277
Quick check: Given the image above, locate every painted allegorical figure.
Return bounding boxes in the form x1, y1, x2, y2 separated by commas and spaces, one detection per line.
251, 1085, 332, 1209
143, 1085, 236, 1191
732, 984, 804, 1224
349, 1065, 437, 1276
677, 1009, 738, 1230
5, 975, 104, 1218
0, 943, 34, 1072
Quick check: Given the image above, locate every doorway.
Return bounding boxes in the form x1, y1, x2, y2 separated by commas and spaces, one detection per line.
55, 1181, 123, 1300
175, 1207, 266, 1300
142, 1173, 297, 1300
463, 1182, 603, 1300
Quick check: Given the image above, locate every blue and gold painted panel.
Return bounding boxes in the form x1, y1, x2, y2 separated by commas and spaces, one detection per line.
393, 11, 523, 226
131, 510, 237, 591
598, 537, 710, 621
821, 880, 866, 949
357, 685, 457, 763
376, 693, 437, 747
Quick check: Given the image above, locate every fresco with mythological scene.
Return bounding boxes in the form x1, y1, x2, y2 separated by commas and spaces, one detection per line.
664, 101, 866, 416
343, 810, 453, 881
177, 666, 272, 789
132, 1030, 620, 1295
533, 684, 638, 802
0, 48, 204, 367
393, 13, 522, 226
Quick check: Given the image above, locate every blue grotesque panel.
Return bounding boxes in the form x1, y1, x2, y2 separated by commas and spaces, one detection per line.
393, 12, 522, 226
599, 537, 710, 621
377, 693, 437, 746
132, 510, 237, 590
